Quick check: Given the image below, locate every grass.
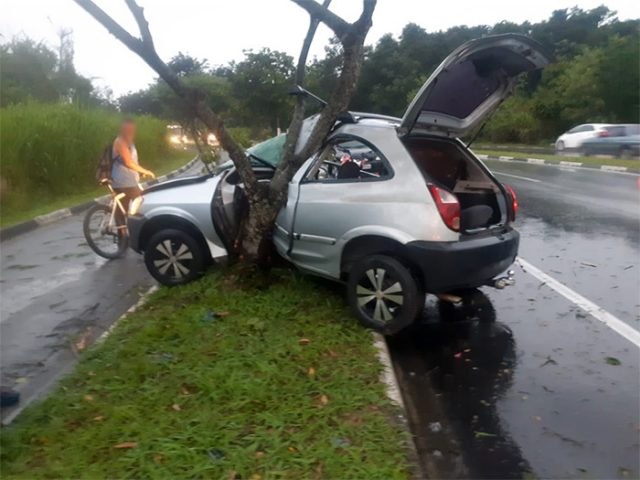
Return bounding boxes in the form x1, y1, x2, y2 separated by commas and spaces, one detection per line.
0, 149, 195, 228
0, 268, 411, 479
475, 149, 639, 169
0, 102, 184, 226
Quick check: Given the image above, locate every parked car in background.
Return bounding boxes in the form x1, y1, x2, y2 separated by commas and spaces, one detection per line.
555, 123, 612, 152
127, 34, 550, 335
580, 124, 640, 158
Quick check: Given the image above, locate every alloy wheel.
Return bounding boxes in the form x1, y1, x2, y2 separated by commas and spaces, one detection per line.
152, 239, 194, 279
356, 268, 404, 322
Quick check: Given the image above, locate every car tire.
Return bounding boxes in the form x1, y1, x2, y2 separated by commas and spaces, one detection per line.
347, 255, 424, 335
555, 140, 565, 152
619, 147, 632, 159
144, 229, 206, 286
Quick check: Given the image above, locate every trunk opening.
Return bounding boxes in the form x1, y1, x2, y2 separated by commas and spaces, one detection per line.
403, 136, 507, 232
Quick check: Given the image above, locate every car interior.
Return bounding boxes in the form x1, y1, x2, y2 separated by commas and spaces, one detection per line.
304, 139, 391, 182
403, 137, 505, 230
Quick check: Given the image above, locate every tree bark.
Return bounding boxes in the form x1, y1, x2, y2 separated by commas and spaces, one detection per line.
74, 0, 376, 265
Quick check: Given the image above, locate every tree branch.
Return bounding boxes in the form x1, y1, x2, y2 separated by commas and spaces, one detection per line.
73, 0, 258, 197
290, 0, 349, 39
124, 0, 155, 48
269, 0, 332, 198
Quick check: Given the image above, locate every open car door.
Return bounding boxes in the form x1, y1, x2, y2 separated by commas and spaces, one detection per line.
398, 34, 550, 138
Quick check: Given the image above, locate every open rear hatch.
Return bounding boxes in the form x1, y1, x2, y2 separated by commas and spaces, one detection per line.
398, 34, 549, 232
398, 34, 550, 138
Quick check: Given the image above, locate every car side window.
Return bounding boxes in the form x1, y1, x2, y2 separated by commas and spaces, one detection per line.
569, 125, 593, 134
303, 138, 391, 183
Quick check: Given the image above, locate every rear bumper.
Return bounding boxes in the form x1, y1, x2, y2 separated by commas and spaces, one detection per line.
406, 228, 519, 292
127, 214, 145, 253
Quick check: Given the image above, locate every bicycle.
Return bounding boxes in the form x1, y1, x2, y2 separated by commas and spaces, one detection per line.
83, 180, 133, 259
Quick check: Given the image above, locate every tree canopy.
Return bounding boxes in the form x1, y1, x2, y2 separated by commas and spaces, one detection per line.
2, 5, 638, 144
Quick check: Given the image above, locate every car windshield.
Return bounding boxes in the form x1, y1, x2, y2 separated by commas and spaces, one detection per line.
246, 134, 286, 167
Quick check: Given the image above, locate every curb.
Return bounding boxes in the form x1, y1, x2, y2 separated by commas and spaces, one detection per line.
0, 156, 200, 242
476, 153, 639, 174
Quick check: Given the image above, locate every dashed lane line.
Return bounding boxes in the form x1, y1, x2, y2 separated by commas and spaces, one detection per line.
493, 171, 541, 183
517, 257, 640, 348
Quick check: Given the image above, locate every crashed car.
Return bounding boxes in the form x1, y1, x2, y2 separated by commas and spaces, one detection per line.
128, 34, 550, 334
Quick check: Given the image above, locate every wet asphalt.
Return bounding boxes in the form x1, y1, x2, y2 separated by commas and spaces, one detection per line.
389, 160, 639, 479
0, 161, 203, 423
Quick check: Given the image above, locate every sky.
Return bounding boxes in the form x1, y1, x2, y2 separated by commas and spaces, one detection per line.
1, 0, 638, 97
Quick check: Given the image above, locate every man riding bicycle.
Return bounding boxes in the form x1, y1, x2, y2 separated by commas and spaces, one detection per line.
111, 119, 155, 225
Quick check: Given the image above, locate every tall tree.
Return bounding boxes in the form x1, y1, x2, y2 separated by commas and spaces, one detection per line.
74, 0, 376, 263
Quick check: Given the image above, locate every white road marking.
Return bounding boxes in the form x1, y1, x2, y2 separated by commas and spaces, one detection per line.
527, 158, 546, 164
493, 171, 541, 183
486, 157, 640, 177
517, 257, 640, 348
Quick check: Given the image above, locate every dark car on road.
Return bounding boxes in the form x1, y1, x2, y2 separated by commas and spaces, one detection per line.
580, 124, 640, 158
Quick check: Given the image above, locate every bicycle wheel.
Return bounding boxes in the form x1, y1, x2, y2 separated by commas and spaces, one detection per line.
83, 203, 128, 259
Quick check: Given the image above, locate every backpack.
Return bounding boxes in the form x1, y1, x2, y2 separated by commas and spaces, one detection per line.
95, 143, 114, 183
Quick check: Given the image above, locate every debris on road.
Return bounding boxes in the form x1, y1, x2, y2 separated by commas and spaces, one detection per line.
605, 356, 621, 366
428, 422, 442, 433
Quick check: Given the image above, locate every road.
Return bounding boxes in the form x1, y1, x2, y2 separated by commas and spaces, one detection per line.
0, 160, 203, 423
389, 160, 640, 479
1, 157, 638, 477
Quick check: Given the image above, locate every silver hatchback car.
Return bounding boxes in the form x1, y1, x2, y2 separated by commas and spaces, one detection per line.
128, 34, 549, 334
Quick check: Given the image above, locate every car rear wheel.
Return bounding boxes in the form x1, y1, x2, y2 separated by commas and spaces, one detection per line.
144, 229, 206, 286
347, 255, 424, 335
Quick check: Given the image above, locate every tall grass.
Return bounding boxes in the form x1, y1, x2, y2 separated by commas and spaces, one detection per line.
0, 103, 174, 217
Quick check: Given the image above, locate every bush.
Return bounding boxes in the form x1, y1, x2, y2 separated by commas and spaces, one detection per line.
0, 102, 172, 212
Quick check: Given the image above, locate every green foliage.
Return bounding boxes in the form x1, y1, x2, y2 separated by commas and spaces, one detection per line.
226, 127, 253, 148
1, 37, 99, 107
0, 269, 410, 479
0, 103, 175, 215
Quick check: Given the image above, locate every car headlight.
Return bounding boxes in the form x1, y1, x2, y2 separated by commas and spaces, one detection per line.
129, 196, 144, 216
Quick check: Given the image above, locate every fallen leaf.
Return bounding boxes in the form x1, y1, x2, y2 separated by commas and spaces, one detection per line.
287, 446, 298, 453
605, 356, 621, 366
307, 367, 316, 377
88, 371, 96, 377
216, 311, 230, 317
327, 350, 338, 357
153, 453, 165, 464
298, 338, 310, 345
319, 394, 329, 406
255, 451, 265, 458
114, 442, 138, 449
93, 415, 105, 422
83, 394, 94, 402
474, 431, 497, 438
172, 403, 182, 412
533, 416, 542, 422
249, 475, 262, 480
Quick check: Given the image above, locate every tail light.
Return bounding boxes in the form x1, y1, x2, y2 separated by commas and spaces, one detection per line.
428, 184, 460, 231
598, 130, 609, 137
504, 184, 518, 221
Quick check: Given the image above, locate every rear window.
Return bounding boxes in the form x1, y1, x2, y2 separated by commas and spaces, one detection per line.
604, 126, 626, 137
